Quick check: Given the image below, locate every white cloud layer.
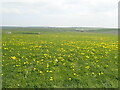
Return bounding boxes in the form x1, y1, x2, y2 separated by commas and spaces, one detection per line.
1, 0, 119, 27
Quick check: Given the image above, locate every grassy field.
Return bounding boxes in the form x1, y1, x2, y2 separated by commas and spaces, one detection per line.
2, 27, 118, 88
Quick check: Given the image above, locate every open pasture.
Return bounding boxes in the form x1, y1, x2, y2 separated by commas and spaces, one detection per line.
2, 27, 118, 88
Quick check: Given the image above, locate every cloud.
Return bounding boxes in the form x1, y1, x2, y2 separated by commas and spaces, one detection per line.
2, 0, 119, 27
2, 0, 118, 14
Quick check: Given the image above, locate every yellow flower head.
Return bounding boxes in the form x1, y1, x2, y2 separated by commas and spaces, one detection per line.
34, 68, 36, 70
46, 70, 49, 72
86, 56, 90, 58
85, 66, 90, 69
39, 71, 43, 74
92, 72, 95, 75
50, 78, 53, 81
49, 77, 53, 80
74, 73, 76, 76
69, 78, 71, 80
11, 56, 16, 60
49, 70, 53, 72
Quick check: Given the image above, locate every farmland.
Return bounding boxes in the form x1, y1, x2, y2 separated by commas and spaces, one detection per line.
2, 27, 118, 88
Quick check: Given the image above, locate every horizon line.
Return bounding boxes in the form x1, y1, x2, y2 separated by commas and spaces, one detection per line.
0, 25, 118, 28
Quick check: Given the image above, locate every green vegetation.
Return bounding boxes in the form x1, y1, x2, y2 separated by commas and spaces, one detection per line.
2, 27, 118, 88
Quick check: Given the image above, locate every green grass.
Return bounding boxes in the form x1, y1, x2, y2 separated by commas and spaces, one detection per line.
2, 27, 118, 88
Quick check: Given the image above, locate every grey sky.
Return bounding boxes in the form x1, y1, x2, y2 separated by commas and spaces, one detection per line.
1, 0, 119, 28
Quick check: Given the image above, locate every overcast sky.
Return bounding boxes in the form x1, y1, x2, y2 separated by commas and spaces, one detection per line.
1, 0, 119, 28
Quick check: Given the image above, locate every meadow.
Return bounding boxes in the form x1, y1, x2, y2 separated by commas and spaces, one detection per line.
2, 27, 118, 88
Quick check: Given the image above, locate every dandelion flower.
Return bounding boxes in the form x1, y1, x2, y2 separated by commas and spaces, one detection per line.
92, 72, 95, 75
39, 71, 43, 74
86, 56, 90, 58
49, 70, 53, 72
49, 77, 53, 80
85, 66, 90, 69
74, 73, 76, 76
34, 68, 36, 70
69, 78, 71, 80
11, 56, 16, 60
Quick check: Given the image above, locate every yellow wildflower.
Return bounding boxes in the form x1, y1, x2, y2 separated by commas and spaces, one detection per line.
74, 73, 76, 76
92, 72, 95, 75
34, 68, 36, 70
86, 56, 90, 58
49, 77, 53, 80
39, 71, 43, 74
69, 78, 71, 80
49, 70, 53, 72
85, 66, 90, 69
11, 56, 16, 60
